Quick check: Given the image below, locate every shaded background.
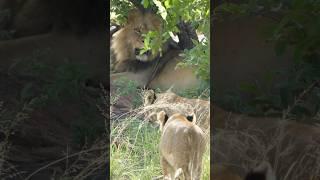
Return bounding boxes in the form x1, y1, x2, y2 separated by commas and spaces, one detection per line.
0, 0, 108, 179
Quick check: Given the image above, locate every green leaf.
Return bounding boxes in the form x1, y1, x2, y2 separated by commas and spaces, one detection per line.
142, 0, 149, 8
153, 0, 167, 20
164, 0, 171, 8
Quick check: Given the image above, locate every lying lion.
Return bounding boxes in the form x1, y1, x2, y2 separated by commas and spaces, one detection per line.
143, 89, 210, 133
156, 111, 206, 180
110, 9, 200, 92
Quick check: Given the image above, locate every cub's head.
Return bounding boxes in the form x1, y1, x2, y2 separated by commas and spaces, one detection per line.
156, 111, 196, 132
111, 9, 163, 63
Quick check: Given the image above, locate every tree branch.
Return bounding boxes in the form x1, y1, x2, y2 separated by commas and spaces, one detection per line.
177, 21, 198, 50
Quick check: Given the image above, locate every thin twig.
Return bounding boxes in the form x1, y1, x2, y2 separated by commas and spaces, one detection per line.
24, 146, 106, 180
282, 80, 320, 119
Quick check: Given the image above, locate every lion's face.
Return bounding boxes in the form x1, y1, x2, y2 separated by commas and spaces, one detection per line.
113, 10, 161, 62
128, 11, 161, 62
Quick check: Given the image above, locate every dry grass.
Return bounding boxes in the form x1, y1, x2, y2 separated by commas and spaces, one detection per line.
212, 79, 320, 179
110, 87, 210, 179
0, 86, 108, 180
0, 100, 36, 179
213, 115, 320, 180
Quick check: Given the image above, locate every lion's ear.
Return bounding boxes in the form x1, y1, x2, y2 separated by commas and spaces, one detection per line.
164, 114, 168, 122
157, 111, 168, 131
145, 12, 162, 29
127, 9, 142, 24
157, 111, 166, 123
143, 89, 156, 106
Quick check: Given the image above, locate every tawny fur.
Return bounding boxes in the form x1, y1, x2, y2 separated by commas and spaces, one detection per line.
111, 9, 162, 72
144, 89, 210, 132
157, 111, 206, 180
110, 9, 200, 92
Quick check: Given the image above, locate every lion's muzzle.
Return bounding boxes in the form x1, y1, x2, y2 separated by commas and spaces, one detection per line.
135, 48, 152, 62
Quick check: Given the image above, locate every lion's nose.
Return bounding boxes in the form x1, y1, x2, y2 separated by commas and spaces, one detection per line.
135, 48, 140, 55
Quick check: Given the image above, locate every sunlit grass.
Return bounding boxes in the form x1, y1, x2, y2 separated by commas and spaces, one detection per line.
110, 117, 210, 179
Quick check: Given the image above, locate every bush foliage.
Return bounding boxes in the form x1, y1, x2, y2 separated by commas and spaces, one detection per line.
215, 0, 320, 118
111, 0, 210, 84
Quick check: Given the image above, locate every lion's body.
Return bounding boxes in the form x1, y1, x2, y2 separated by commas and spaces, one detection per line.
110, 51, 200, 91
157, 111, 206, 180
148, 54, 200, 91
143, 90, 210, 132
110, 9, 200, 91
145, 91, 320, 179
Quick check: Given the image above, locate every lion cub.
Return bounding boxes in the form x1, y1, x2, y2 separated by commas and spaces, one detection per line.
156, 111, 206, 180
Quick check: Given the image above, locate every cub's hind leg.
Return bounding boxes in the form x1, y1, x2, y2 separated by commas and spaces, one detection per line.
161, 156, 174, 180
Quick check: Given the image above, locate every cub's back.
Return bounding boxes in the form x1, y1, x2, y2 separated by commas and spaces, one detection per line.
160, 114, 205, 156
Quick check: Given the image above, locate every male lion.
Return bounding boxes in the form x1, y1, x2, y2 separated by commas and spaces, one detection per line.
110, 9, 200, 91
111, 9, 166, 72
156, 111, 206, 180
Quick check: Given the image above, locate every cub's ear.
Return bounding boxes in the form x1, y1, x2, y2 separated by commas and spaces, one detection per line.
127, 9, 142, 23
157, 111, 168, 131
143, 89, 156, 106
164, 114, 168, 122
